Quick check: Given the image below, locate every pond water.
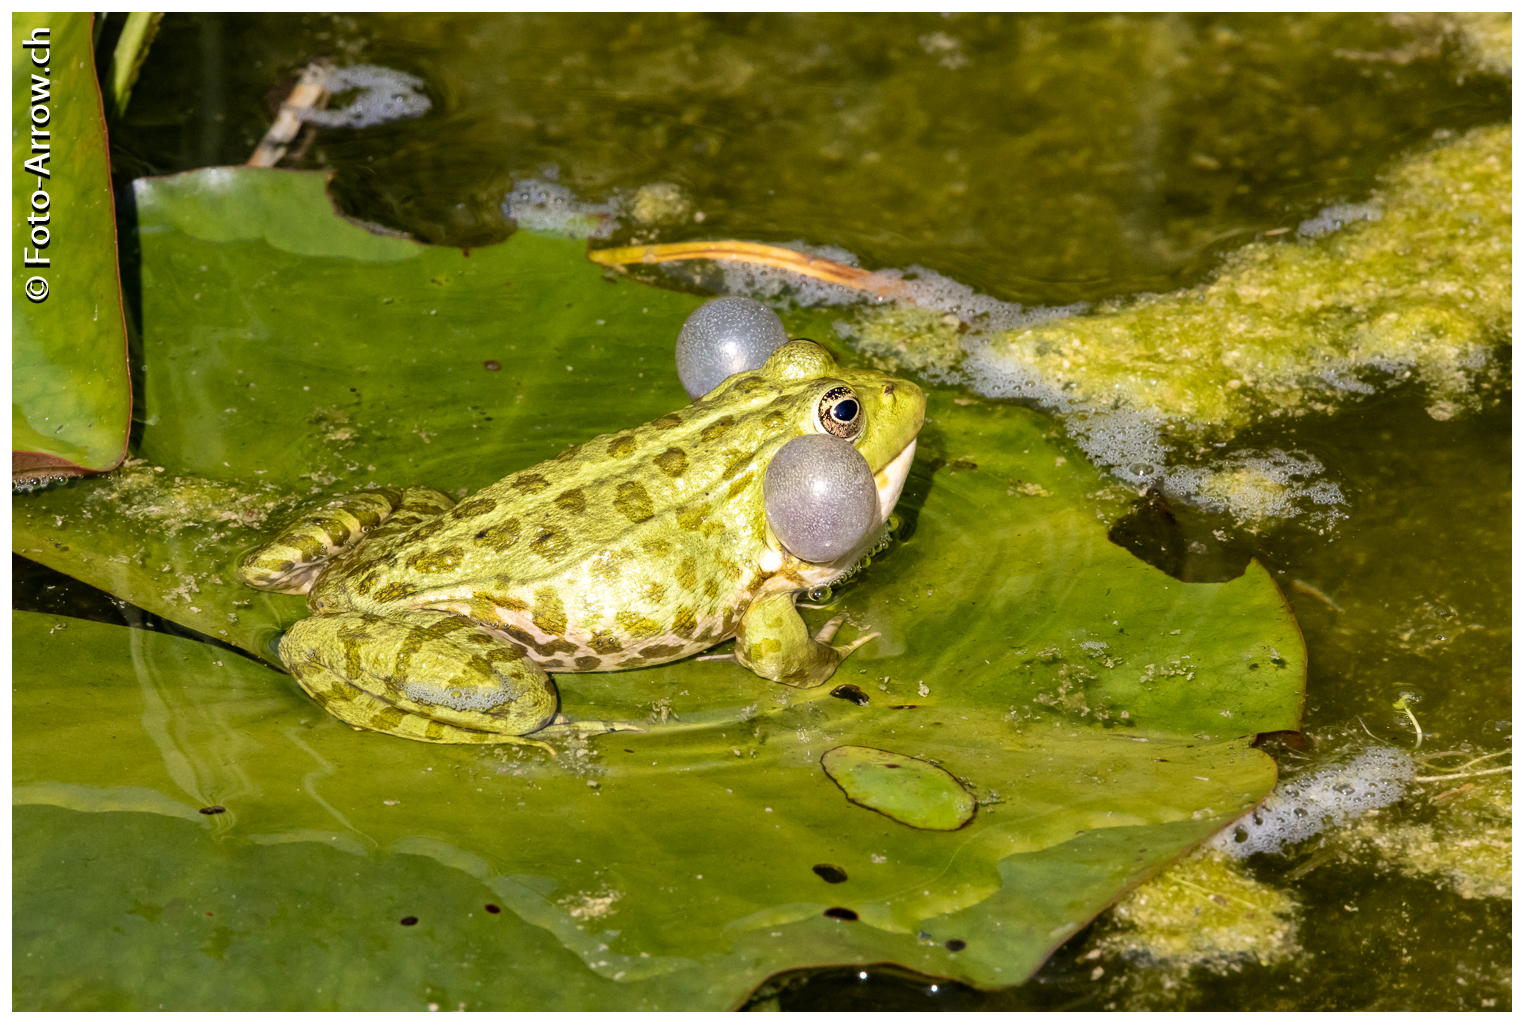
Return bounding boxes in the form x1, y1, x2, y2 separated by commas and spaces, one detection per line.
18, 12, 1510, 1010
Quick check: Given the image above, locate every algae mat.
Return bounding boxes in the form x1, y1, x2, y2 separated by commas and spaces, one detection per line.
13, 168, 1302, 1010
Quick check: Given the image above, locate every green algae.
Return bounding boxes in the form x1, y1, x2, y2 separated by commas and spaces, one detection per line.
1098, 851, 1299, 970
852, 124, 1509, 439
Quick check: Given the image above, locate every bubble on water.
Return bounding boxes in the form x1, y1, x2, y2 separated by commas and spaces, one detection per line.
302, 65, 432, 129
764, 435, 879, 564
675, 297, 789, 398
1210, 746, 1414, 857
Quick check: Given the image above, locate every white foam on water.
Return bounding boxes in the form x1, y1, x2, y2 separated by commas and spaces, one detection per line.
1296, 201, 1383, 238
1160, 449, 1346, 524
303, 65, 432, 129
504, 178, 619, 239
1211, 746, 1415, 858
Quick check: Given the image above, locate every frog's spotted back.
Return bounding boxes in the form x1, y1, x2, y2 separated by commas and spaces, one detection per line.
237, 339, 925, 744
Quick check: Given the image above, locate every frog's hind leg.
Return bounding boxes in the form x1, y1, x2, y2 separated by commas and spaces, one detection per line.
279, 608, 562, 749
237, 487, 456, 594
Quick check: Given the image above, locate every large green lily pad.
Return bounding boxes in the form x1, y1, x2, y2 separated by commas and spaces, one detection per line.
12, 168, 1303, 1010
11, 12, 131, 476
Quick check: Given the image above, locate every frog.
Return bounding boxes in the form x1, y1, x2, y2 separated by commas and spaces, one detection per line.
237, 340, 926, 749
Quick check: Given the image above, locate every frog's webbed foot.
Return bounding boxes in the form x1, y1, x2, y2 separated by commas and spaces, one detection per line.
814, 612, 879, 653
733, 593, 878, 688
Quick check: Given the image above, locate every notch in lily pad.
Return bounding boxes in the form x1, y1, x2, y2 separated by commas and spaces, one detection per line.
820, 745, 976, 831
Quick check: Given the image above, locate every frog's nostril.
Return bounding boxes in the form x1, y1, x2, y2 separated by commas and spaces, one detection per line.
883, 384, 895, 395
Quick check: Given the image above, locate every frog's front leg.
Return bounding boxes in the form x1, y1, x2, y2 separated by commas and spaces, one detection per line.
732, 591, 879, 688
279, 608, 563, 749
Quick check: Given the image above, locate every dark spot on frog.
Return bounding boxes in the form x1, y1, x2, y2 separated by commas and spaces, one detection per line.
532, 588, 568, 636
199, 806, 226, 815
511, 473, 550, 494
830, 684, 870, 705
813, 864, 849, 884
614, 481, 655, 524
530, 527, 572, 560
474, 519, 522, 552
589, 630, 625, 654
652, 413, 683, 430
484, 904, 501, 914
483, 360, 501, 371
606, 434, 637, 458
945, 939, 966, 951
400, 916, 419, 926
654, 447, 688, 478
452, 497, 497, 519
700, 415, 737, 442
554, 488, 586, 514
822, 907, 858, 921
574, 655, 602, 670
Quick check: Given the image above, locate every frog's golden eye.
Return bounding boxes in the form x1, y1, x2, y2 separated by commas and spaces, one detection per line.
815, 386, 864, 440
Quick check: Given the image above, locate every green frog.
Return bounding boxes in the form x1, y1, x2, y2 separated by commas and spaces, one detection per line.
237, 340, 925, 748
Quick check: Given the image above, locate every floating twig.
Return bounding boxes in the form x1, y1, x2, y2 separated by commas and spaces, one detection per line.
1412, 765, 1512, 784
248, 61, 331, 168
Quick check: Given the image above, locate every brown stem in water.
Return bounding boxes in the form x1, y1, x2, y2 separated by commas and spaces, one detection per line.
587, 241, 914, 303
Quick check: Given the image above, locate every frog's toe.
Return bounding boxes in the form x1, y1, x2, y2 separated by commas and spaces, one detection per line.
537, 719, 646, 738
813, 613, 849, 644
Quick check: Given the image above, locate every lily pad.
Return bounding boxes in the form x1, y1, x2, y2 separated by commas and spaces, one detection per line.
821, 746, 977, 831
11, 12, 132, 478
12, 168, 1304, 1009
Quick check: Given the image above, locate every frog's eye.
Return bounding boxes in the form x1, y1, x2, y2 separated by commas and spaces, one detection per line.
675, 297, 789, 400
815, 386, 864, 440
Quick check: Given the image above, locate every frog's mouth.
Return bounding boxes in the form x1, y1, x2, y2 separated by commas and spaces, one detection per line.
873, 438, 918, 523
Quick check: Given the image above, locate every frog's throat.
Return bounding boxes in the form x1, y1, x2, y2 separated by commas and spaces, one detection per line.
874, 438, 917, 524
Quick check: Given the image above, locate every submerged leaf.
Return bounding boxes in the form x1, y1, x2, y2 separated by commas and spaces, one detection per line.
821, 746, 977, 831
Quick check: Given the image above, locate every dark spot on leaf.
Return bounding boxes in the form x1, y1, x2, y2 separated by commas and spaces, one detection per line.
949, 460, 978, 472
830, 684, 870, 705
624, 749, 634, 753
813, 864, 849, 884
1248, 663, 1260, 670
823, 907, 858, 921
884, 764, 900, 769
484, 904, 501, 914
400, 916, 419, 926
199, 806, 225, 815
945, 938, 966, 951
483, 360, 501, 371
889, 704, 919, 710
